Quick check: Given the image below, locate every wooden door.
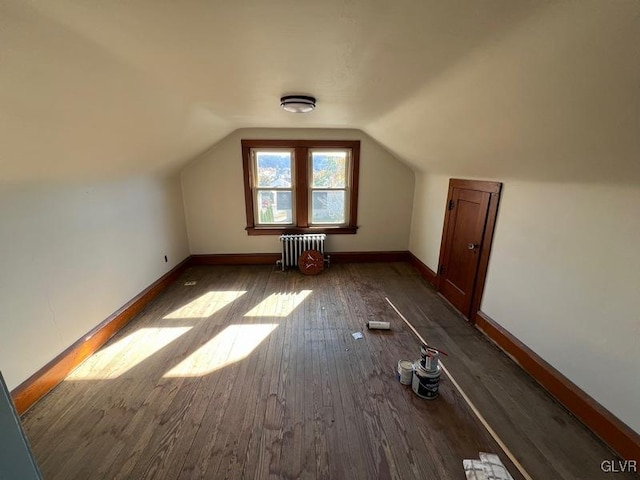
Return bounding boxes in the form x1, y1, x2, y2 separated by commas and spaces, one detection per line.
437, 179, 501, 321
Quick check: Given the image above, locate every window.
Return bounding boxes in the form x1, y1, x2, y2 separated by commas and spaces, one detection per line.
242, 140, 360, 235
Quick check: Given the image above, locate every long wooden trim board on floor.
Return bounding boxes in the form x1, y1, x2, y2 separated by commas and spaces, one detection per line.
11, 257, 191, 415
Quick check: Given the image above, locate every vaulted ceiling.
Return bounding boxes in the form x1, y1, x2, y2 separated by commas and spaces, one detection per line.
2, 0, 638, 183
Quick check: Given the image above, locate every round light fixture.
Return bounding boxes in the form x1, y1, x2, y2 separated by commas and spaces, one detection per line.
280, 95, 316, 113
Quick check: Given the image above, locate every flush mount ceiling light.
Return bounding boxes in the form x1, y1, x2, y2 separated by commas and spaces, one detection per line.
280, 95, 316, 113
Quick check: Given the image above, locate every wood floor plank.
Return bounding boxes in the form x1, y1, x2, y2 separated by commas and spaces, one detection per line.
173, 268, 260, 479
330, 267, 380, 479
197, 268, 274, 480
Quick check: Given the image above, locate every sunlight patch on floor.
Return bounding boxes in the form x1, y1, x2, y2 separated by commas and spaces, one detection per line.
243, 290, 312, 317
163, 324, 278, 377
67, 327, 191, 380
163, 290, 246, 319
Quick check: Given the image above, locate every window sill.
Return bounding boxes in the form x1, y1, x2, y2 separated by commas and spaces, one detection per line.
246, 226, 358, 236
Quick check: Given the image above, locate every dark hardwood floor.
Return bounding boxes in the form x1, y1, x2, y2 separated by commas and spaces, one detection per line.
20, 263, 636, 479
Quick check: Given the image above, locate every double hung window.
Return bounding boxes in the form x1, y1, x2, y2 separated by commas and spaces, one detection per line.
241, 140, 360, 235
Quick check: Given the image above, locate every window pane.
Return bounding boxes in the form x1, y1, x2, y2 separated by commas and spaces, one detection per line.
311, 151, 347, 188
255, 151, 292, 188
311, 190, 345, 224
257, 190, 292, 224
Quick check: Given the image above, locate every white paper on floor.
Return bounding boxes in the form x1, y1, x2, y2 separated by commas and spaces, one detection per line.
351, 332, 363, 340
463, 460, 489, 480
463, 453, 514, 480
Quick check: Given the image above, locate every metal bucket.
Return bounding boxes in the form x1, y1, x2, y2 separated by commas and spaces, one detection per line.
412, 364, 441, 400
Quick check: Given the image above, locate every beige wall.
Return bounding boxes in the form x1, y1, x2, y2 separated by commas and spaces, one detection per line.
181, 128, 415, 254
0, 174, 189, 390
409, 172, 640, 434
408, 173, 449, 269
365, 1, 640, 186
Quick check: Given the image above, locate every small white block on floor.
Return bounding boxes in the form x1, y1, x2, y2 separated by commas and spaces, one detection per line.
351, 332, 363, 340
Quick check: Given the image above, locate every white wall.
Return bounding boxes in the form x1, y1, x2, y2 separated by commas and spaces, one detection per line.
0, 174, 189, 391
181, 128, 415, 254
409, 172, 640, 434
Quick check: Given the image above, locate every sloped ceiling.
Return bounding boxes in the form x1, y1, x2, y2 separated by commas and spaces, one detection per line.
1, 0, 638, 183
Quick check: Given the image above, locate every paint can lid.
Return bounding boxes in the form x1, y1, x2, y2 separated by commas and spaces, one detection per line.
398, 360, 413, 369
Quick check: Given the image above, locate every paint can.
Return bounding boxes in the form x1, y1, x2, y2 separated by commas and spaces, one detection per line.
420, 344, 440, 372
367, 321, 391, 330
412, 364, 441, 400
397, 360, 414, 385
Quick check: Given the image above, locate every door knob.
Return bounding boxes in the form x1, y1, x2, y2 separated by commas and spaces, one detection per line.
467, 243, 479, 250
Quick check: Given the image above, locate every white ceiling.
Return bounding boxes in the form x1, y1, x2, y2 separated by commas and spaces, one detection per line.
1, 0, 638, 183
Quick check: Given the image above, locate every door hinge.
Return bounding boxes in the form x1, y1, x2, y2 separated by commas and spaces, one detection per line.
448, 199, 455, 210
438, 265, 446, 275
